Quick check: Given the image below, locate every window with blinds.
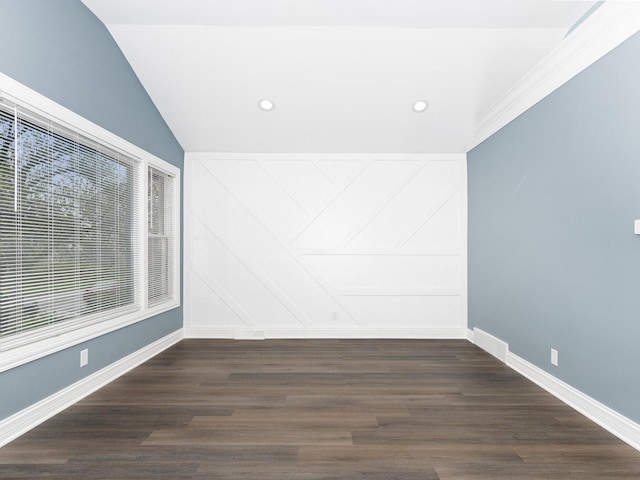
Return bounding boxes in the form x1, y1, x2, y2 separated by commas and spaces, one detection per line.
148, 167, 174, 307
0, 102, 140, 346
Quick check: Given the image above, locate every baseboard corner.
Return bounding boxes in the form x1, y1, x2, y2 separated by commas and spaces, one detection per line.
466, 328, 475, 343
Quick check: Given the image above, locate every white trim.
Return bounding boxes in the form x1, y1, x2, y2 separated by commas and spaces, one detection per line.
338, 160, 429, 248
290, 159, 374, 244
0, 72, 174, 170
194, 158, 368, 328
183, 156, 194, 341
140, 153, 150, 312
470, 327, 640, 452
471, 327, 509, 363
459, 157, 468, 333
335, 288, 461, 296
191, 270, 260, 328
507, 351, 640, 452
256, 159, 308, 214
184, 152, 466, 336
146, 159, 182, 310
185, 327, 468, 339
394, 181, 463, 247
234, 329, 267, 340
190, 210, 314, 328
311, 159, 341, 186
471, 3, 640, 149
0, 72, 182, 372
295, 248, 460, 256
185, 326, 236, 338
0, 303, 179, 374
187, 152, 465, 162
466, 328, 475, 343
0, 329, 183, 448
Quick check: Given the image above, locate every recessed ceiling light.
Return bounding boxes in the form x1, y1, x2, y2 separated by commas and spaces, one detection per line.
413, 100, 429, 113
258, 99, 275, 111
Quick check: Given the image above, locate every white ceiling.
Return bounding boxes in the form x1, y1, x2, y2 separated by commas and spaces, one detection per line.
83, 0, 600, 153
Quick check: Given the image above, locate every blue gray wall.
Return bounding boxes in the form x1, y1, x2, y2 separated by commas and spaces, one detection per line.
468, 32, 640, 423
0, 0, 184, 420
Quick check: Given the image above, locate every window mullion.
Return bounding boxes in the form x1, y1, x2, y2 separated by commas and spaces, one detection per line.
140, 159, 149, 311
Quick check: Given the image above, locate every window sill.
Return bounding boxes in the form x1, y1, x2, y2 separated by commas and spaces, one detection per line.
0, 300, 180, 373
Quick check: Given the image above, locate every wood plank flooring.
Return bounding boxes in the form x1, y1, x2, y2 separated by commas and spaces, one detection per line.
1, 339, 639, 479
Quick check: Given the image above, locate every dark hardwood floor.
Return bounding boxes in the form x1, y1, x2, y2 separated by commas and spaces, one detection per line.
1, 339, 639, 479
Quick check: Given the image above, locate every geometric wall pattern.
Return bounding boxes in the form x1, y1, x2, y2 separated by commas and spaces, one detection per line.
185, 153, 467, 338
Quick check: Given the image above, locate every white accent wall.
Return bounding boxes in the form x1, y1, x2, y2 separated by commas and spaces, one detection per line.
185, 153, 467, 338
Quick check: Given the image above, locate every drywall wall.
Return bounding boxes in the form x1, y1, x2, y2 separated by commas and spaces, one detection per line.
0, 0, 183, 164
185, 153, 467, 338
0, 0, 183, 420
468, 32, 640, 423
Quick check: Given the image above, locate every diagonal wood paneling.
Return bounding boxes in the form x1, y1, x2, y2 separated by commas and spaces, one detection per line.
193, 158, 365, 328
394, 180, 463, 248
185, 153, 467, 338
256, 159, 309, 215
190, 269, 259, 328
290, 159, 374, 245
192, 212, 313, 327
338, 161, 428, 248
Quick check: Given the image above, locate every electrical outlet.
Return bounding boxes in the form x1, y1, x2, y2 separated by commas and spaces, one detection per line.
331, 311, 339, 322
80, 349, 89, 367
550, 348, 558, 367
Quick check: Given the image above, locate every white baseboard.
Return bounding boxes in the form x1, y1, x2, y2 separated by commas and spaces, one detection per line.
470, 327, 508, 363
466, 328, 475, 343
0, 329, 183, 448
185, 327, 469, 340
507, 351, 640, 452
7, 325, 638, 453
469, 327, 640, 452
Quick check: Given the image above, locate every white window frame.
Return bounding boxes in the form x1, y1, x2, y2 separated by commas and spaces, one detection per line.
0, 72, 181, 373
148, 165, 177, 307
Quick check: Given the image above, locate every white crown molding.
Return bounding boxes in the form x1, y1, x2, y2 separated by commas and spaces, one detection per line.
470, 2, 640, 150
470, 327, 640, 452
0, 329, 183, 448
185, 327, 469, 340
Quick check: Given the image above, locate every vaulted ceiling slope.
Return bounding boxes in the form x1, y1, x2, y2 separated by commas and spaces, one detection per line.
83, 1, 606, 153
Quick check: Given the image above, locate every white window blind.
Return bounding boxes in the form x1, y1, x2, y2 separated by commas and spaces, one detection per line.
0, 102, 140, 346
148, 167, 174, 307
